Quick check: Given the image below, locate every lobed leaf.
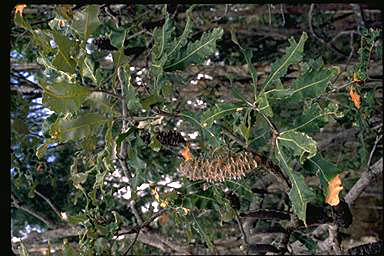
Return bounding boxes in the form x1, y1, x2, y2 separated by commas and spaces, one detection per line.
39, 80, 91, 113
275, 144, 315, 226
200, 103, 241, 129
50, 113, 109, 142
164, 28, 223, 71
277, 130, 317, 164
303, 154, 342, 199
51, 31, 76, 74
71, 5, 101, 40
262, 32, 308, 93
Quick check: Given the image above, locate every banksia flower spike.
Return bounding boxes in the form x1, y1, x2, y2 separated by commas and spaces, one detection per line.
178, 152, 258, 182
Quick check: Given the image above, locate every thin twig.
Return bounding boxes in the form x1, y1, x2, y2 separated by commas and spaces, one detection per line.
234, 210, 248, 245
308, 4, 347, 58
367, 134, 382, 168
124, 230, 140, 256
11, 193, 55, 228
34, 190, 62, 220
117, 66, 132, 179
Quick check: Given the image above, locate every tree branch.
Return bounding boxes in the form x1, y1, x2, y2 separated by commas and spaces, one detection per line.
345, 157, 383, 207
34, 190, 63, 221
11, 193, 55, 228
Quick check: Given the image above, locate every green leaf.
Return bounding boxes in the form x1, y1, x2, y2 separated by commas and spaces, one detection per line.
118, 66, 142, 111
12, 118, 29, 134
67, 213, 88, 225
50, 113, 109, 142
286, 102, 344, 133
290, 63, 339, 100
304, 154, 342, 199
80, 56, 99, 84
51, 31, 76, 74
71, 5, 101, 40
112, 49, 129, 69
63, 240, 77, 256
109, 30, 127, 49
275, 145, 315, 226
164, 28, 223, 71
151, 14, 175, 61
14, 12, 32, 30
277, 131, 317, 164
262, 32, 308, 93
32, 29, 54, 55
231, 30, 258, 97
256, 93, 273, 117
39, 80, 91, 113
200, 103, 241, 129
141, 94, 164, 109
167, 5, 195, 61
85, 92, 118, 114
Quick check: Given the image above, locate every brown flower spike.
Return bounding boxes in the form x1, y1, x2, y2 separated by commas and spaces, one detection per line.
178, 152, 258, 182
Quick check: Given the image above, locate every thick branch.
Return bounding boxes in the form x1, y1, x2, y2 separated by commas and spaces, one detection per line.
345, 157, 383, 207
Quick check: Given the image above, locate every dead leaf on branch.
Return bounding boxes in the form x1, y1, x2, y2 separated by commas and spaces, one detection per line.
326, 175, 343, 206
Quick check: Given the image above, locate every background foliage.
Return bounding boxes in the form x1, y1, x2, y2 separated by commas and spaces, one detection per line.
11, 4, 382, 255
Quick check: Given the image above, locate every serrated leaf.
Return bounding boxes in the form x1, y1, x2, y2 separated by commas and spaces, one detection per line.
167, 5, 195, 61
275, 145, 315, 226
288, 102, 344, 133
304, 154, 342, 199
152, 15, 175, 61
51, 31, 76, 74
50, 113, 109, 142
39, 80, 91, 113
200, 103, 240, 129
164, 27, 223, 71
71, 5, 101, 40
277, 131, 317, 164
262, 32, 308, 92
290, 65, 338, 100
231, 30, 257, 97
119, 66, 142, 111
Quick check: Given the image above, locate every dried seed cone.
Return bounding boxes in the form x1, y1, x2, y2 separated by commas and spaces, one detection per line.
156, 130, 186, 146
178, 152, 258, 182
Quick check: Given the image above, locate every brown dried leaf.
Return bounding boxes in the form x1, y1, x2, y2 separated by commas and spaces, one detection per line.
326, 175, 343, 206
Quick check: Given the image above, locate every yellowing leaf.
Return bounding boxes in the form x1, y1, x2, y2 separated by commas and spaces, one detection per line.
181, 145, 193, 161
15, 4, 27, 16
325, 175, 343, 206
349, 86, 361, 109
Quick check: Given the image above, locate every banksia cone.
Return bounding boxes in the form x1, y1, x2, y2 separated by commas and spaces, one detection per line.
178, 152, 258, 182
94, 37, 118, 51
156, 130, 185, 146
